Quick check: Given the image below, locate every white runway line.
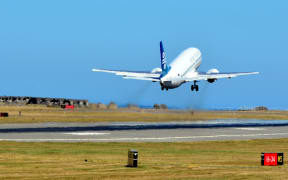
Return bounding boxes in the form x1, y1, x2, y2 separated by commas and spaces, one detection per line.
1, 132, 288, 142
234, 128, 266, 131
62, 132, 110, 136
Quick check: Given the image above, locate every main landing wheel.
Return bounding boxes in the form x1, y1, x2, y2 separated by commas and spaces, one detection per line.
195, 85, 199, 91
191, 81, 199, 92
191, 85, 199, 91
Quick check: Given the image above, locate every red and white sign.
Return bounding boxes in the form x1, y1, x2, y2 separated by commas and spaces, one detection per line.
264, 153, 278, 166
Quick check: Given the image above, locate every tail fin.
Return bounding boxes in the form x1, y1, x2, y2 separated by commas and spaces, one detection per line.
160, 41, 168, 73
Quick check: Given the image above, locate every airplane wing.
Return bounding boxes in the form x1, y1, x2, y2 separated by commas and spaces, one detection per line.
182, 72, 259, 82
92, 69, 161, 81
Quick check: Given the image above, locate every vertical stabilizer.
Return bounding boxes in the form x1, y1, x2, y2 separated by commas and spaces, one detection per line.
160, 41, 170, 75
160, 41, 167, 71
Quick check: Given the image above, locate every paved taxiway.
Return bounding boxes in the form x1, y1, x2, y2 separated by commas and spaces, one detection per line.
0, 120, 288, 142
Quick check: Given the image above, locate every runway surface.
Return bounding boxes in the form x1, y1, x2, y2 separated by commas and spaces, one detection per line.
0, 120, 288, 142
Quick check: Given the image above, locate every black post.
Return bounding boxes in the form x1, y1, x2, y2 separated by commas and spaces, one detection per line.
261, 152, 264, 165
128, 149, 138, 167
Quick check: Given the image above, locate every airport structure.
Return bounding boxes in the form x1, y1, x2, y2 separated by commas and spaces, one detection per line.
0, 96, 89, 107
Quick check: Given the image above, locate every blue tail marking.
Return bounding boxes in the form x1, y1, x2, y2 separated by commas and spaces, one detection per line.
160, 41, 170, 76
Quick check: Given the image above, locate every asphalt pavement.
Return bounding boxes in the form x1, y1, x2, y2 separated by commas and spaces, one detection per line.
0, 119, 288, 142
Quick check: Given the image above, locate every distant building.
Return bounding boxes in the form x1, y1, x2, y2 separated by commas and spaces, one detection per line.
0, 96, 89, 107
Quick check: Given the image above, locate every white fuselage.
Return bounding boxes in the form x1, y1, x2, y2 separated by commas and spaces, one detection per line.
160, 48, 202, 89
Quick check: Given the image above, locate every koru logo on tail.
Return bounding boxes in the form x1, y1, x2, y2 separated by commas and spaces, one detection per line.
162, 52, 167, 69
162, 52, 166, 59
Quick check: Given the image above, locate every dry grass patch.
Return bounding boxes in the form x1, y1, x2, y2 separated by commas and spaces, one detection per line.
0, 105, 288, 123
0, 139, 287, 179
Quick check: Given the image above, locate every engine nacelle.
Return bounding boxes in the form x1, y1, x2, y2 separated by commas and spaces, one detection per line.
207, 68, 219, 83
207, 68, 219, 74
151, 68, 162, 74
207, 78, 216, 83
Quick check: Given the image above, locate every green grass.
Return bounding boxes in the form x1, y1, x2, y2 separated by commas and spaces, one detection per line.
0, 139, 287, 179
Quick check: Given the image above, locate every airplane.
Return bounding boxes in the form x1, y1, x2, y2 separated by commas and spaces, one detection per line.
92, 41, 259, 91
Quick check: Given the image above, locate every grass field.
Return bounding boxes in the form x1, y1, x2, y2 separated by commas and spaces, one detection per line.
0, 105, 288, 123
0, 139, 287, 179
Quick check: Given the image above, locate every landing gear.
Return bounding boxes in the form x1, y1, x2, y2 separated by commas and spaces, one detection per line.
191, 85, 198, 91
191, 81, 199, 92
161, 86, 168, 91
161, 86, 169, 91
161, 83, 169, 91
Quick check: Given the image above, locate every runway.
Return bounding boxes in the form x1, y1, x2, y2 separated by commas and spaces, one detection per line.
0, 120, 288, 142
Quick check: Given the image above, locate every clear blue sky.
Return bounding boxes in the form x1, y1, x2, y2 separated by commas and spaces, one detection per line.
0, 1, 287, 109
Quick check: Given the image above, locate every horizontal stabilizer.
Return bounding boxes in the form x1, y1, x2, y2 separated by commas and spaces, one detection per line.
123, 76, 160, 81
92, 68, 161, 81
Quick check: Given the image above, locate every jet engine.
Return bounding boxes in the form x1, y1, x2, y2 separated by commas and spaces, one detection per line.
207, 68, 219, 83
207, 68, 219, 74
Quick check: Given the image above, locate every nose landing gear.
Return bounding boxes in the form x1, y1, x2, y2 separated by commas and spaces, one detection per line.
191, 81, 199, 92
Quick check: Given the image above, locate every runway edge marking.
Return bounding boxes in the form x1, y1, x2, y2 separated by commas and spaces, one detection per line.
1, 132, 288, 142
